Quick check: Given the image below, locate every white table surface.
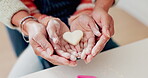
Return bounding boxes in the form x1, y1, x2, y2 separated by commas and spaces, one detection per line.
21, 38, 148, 78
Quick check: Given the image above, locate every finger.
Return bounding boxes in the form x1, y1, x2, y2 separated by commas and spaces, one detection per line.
64, 43, 71, 51
69, 61, 77, 67
49, 55, 70, 65
61, 46, 67, 52
47, 19, 60, 44
89, 20, 101, 37
31, 40, 45, 56
80, 41, 84, 50
67, 49, 78, 57
75, 43, 81, 52
81, 49, 87, 59
91, 35, 109, 56
109, 19, 114, 36
33, 33, 54, 55
55, 50, 71, 59
81, 38, 88, 59
70, 45, 77, 51
80, 38, 84, 52
53, 44, 61, 50
85, 37, 95, 55
77, 52, 82, 58
70, 55, 77, 61
84, 39, 88, 48
85, 54, 93, 64
102, 15, 112, 38
61, 40, 67, 52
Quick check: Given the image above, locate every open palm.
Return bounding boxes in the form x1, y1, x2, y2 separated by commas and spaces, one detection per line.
69, 14, 97, 63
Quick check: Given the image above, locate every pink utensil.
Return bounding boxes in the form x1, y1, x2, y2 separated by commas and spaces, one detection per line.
77, 75, 97, 78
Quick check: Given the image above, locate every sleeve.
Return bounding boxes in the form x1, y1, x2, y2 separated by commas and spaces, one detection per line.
76, 0, 94, 11
0, 0, 29, 29
70, 0, 94, 15
21, 0, 40, 16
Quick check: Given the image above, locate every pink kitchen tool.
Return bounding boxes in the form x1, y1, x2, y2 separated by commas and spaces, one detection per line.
77, 75, 97, 78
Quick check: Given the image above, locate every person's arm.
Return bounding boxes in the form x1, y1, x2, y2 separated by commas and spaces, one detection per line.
69, 0, 117, 63
0, 0, 29, 29
91, 0, 116, 59
94, 0, 114, 12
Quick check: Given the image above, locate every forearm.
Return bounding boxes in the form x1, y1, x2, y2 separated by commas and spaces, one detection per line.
0, 0, 29, 29
12, 10, 30, 27
95, 0, 114, 12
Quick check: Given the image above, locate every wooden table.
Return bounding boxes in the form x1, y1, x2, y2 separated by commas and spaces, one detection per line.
21, 38, 148, 78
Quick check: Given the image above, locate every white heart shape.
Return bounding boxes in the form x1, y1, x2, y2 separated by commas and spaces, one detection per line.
63, 30, 83, 45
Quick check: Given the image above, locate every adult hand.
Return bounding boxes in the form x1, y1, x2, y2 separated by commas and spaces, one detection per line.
24, 20, 76, 66
91, 8, 114, 58
39, 16, 78, 66
69, 12, 101, 63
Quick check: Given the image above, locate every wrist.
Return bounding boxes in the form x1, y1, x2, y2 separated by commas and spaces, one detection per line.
74, 8, 93, 15
11, 10, 30, 27
69, 8, 93, 24
95, 0, 114, 12
23, 19, 38, 36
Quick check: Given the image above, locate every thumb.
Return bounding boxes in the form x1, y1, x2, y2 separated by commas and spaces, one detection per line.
102, 15, 111, 38
47, 19, 60, 44
89, 20, 101, 37
32, 33, 54, 56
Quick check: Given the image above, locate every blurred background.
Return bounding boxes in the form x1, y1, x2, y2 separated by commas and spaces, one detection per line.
0, 0, 148, 78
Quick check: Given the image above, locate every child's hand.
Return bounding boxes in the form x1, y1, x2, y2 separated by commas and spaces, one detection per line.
69, 12, 101, 63
91, 7, 114, 57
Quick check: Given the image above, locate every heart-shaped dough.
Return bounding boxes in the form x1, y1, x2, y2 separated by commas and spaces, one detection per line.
63, 30, 83, 45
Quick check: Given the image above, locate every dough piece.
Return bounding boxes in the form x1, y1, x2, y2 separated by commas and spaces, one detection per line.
63, 30, 83, 45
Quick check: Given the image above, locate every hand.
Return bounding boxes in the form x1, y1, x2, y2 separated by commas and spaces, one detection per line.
69, 12, 101, 63
25, 20, 76, 66
39, 16, 78, 66
91, 8, 114, 58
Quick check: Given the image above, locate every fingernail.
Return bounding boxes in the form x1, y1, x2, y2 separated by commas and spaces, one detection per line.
106, 30, 110, 37
81, 50, 86, 59
47, 48, 53, 56
96, 31, 101, 36
87, 55, 92, 64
